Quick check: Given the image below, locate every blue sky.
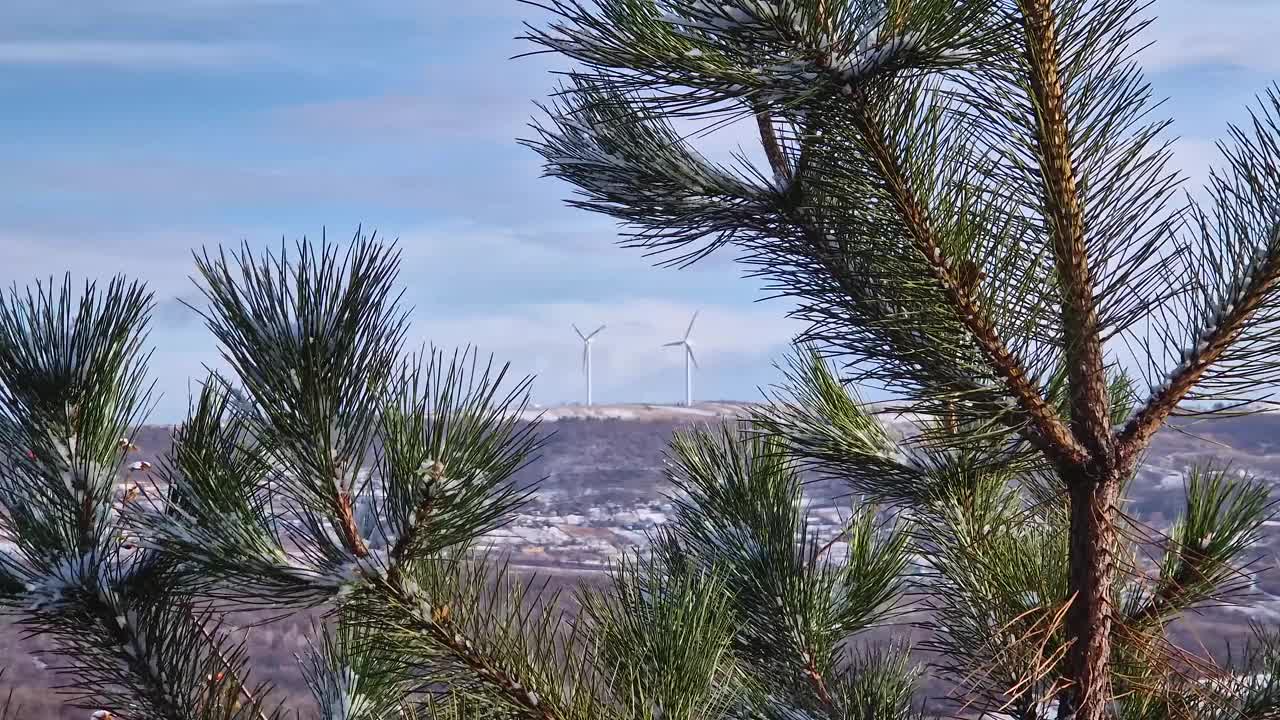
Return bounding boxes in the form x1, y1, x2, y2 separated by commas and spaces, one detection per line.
0, 1, 1278, 421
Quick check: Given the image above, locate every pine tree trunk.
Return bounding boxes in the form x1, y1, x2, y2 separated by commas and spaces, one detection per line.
1060, 470, 1120, 720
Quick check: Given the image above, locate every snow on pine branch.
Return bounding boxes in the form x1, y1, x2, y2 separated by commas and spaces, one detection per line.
1123, 240, 1277, 430
528, 0, 950, 115
20, 550, 118, 611
828, 31, 925, 94
132, 495, 403, 601
657, 0, 803, 39
278, 546, 395, 601
544, 109, 759, 198
660, 1, 927, 97
315, 666, 363, 720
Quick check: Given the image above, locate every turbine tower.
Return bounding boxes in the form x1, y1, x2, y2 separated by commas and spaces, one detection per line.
573, 323, 606, 406
663, 311, 699, 407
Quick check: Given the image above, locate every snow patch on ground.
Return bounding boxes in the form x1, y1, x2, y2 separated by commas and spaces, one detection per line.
519, 400, 927, 425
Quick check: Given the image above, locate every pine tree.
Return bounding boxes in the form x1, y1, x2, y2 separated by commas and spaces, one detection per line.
0, 234, 553, 718
519, 0, 1280, 718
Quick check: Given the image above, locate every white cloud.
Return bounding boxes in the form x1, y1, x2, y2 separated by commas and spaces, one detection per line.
0, 227, 209, 298
280, 93, 532, 141
1139, 2, 1280, 74
394, 219, 643, 271
0, 220, 796, 415
7, 157, 460, 213
0, 1, 330, 32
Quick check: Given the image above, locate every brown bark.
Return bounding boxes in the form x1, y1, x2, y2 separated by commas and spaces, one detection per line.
335, 490, 368, 558
1060, 468, 1120, 720
804, 660, 833, 707
754, 109, 791, 185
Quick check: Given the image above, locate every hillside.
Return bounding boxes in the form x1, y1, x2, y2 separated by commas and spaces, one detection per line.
3, 403, 1280, 716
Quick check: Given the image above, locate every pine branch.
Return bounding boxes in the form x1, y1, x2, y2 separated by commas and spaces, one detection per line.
753, 106, 792, 186
358, 351, 564, 720
1126, 553, 1207, 628
1117, 236, 1280, 462
412, 606, 558, 720
0, 274, 154, 561
373, 486, 566, 718
579, 551, 747, 720
28, 579, 284, 720
847, 98, 1087, 469
186, 606, 270, 720
362, 553, 581, 720
653, 420, 912, 713
744, 95, 1086, 469
1018, 0, 1112, 459
1124, 465, 1273, 628
301, 621, 417, 720
521, 3, 1280, 720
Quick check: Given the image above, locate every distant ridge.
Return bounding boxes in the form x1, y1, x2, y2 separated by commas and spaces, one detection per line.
516, 401, 925, 438
520, 401, 759, 422
148, 398, 1280, 429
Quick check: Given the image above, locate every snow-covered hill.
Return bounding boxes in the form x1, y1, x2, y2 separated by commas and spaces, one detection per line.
520, 401, 758, 422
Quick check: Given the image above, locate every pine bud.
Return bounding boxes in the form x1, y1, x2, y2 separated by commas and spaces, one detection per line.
957, 259, 986, 293
432, 604, 452, 624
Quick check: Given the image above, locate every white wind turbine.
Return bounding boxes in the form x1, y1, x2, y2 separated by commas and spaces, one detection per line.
573, 323, 606, 406
664, 311, 699, 407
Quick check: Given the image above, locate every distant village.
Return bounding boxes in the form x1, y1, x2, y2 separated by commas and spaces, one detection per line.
480, 489, 853, 571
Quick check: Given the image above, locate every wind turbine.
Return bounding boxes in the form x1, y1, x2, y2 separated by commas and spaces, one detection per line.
573, 323, 606, 406
664, 311, 699, 407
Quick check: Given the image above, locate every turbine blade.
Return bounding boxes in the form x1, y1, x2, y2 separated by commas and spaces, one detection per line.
663, 341, 683, 347
683, 310, 699, 340
572, 323, 586, 341
582, 345, 589, 372
687, 346, 699, 369
586, 324, 606, 340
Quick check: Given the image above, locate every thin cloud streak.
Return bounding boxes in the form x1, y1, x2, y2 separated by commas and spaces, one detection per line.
1139, 1, 1280, 74
0, 41, 273, 68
